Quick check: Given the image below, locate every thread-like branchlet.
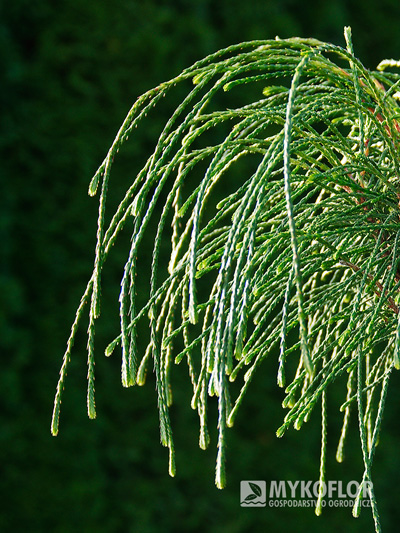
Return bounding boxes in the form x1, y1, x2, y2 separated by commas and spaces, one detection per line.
53, 28, 400, 531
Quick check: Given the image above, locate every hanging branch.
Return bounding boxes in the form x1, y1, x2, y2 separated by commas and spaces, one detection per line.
52, 27, 400, 530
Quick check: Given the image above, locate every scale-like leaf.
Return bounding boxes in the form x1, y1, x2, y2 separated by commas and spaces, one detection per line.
52, 27, 400, 532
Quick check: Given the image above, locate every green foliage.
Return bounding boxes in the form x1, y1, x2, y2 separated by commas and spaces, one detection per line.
52, 27, 400, 530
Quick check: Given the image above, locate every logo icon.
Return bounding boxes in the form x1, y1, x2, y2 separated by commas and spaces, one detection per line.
240, 481, 266, 507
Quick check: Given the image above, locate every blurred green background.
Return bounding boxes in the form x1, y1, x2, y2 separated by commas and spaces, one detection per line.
3, 0, 400, 531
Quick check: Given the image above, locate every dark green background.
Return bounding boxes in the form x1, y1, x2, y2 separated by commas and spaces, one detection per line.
3, 1, 400, 531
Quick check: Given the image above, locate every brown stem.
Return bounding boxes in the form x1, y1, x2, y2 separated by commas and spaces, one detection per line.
339, 259, 399, 314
